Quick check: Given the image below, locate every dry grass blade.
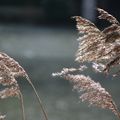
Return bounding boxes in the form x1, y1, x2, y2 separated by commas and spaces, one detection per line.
97, 8, 119, 24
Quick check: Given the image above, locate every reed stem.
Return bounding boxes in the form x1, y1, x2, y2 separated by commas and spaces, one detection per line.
19, 92, 26, 120
25, 75, 48, 120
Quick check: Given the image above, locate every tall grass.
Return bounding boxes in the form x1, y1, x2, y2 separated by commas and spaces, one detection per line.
53, 8, 120, 119
0, 52, 48, 120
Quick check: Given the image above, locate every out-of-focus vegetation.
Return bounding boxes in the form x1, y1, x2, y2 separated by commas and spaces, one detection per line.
0, 0, 119, 26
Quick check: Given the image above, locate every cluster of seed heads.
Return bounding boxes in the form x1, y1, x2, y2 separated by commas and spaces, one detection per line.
0, 52, 48, 120
53, 8, 120, 119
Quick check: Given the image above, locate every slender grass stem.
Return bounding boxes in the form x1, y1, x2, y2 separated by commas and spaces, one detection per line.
112, 101, 120, 119
25, 75, 48, 120
19, 91, 26, 120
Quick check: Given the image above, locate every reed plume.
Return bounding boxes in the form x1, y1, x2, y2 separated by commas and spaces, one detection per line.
53, 8, 120, 119
74, 8, 120, 75
0, 52, 48, 120
53, 69, 120, 118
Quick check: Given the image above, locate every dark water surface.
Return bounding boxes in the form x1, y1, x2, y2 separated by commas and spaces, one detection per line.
0, 25, 119, 120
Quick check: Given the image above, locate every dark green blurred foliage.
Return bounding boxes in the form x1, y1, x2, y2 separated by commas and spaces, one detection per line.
0, 0, 77, 25
42, 0, 75, 23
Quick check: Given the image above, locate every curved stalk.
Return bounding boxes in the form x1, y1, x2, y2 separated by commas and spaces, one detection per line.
25, 75, 48, 120
111, 101, 120, 119
19, 91, 26, 120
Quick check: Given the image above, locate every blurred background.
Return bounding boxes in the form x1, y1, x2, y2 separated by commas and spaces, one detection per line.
0, 0, 120, 120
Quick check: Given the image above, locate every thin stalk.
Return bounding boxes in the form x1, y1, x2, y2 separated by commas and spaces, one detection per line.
19, 92, 26, 120
112, 101, 120, 119
25, 75, 48, 120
